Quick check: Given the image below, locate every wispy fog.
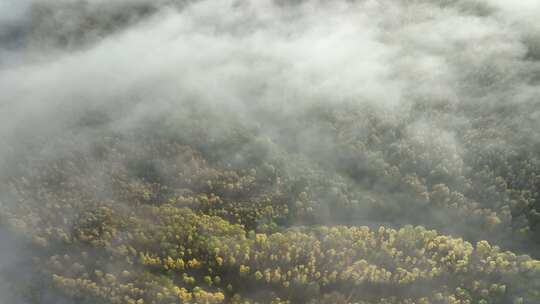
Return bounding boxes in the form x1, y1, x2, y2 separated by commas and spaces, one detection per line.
1, 0, 540, 303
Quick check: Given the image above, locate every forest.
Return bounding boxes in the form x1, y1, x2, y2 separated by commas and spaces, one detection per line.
1, 0, 540, 303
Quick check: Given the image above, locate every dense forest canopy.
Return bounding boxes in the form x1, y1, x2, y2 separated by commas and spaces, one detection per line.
1, 0, 540, 303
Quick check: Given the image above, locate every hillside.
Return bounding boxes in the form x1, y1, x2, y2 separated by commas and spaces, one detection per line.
1, 1, 540, 303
